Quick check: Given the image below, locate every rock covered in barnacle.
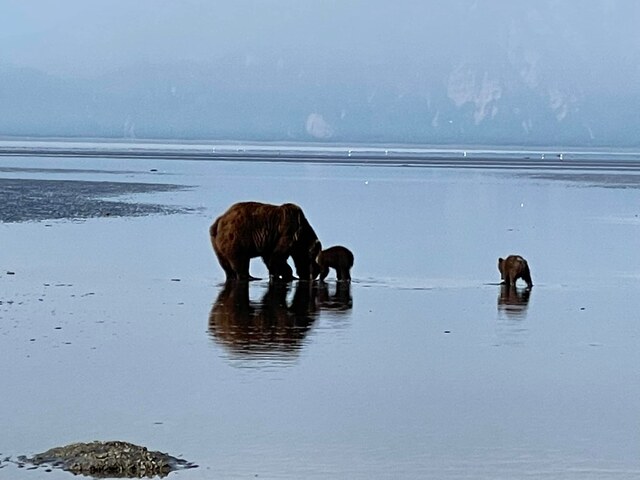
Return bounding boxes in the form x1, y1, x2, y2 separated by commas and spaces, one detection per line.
21, 441, 195, 478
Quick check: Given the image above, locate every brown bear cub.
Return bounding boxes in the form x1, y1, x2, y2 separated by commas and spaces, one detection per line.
498, 255, 533, 289
316, 246, 354, 281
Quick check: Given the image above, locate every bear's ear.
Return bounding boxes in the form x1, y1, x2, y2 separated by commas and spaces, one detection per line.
498, 257, 504, 269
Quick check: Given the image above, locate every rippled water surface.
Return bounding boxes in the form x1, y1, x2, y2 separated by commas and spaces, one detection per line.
1, 153, 639, 479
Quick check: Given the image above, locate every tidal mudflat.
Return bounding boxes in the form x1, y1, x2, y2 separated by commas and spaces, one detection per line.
1, 152, 639, 479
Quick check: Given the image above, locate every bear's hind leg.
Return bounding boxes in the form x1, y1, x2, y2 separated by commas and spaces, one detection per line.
222, 265, 237, 281
230, 256, 259, 281
339, 268, 351, 281
215, 251, 238, 281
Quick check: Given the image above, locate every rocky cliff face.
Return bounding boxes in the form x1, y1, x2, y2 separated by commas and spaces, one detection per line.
2, 1, 639, 146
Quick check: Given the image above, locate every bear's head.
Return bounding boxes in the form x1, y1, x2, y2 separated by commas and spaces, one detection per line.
279, 203, 322, 281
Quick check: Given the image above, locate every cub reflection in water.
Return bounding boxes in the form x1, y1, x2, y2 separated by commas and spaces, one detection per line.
497, 284, 531, 318
317, 280, 353, 313
208, 280, 319, 357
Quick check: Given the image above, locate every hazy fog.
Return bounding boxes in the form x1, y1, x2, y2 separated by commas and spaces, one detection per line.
2, 0, 640, 146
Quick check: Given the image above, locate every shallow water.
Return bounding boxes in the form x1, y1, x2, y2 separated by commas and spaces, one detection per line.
1, 154, 640, 479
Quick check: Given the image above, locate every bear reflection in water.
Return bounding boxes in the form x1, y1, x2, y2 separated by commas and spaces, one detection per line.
209, 280, 352, 358
497, 284, 531, 318
317, 280, 353, 313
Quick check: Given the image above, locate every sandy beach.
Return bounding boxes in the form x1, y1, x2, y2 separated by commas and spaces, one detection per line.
1, 150, 640, 479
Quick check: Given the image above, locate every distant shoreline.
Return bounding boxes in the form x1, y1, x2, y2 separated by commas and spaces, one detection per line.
2, 139, 640, 171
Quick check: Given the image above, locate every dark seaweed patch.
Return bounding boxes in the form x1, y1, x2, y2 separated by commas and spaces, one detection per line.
19, 441, 197, 478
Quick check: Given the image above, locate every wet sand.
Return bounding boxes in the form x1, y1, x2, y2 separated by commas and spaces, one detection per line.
1, 152, 640, 479
3, 139, 640, 170
0, 177, 193, 223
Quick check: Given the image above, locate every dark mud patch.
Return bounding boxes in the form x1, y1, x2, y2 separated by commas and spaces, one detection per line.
0, 166, 148, 175
0, 178, 195, 223
18, 441, 196, 478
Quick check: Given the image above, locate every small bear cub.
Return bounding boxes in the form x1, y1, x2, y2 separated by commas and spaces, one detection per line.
316, 245, 354, 281
498, 255, 532, 289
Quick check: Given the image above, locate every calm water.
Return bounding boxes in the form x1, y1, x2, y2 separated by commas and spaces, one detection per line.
1, 153, 639, 479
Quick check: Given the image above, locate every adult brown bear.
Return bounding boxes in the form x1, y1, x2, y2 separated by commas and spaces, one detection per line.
210, 201, 321, 281
498, 255, 533, 289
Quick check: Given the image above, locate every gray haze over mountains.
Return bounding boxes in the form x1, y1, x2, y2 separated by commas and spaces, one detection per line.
2, 1, 640, 147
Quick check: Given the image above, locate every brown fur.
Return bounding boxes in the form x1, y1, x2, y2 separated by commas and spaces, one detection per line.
210, 201, 321, 281
498, 255, 533, 288
316, 245, 354, 281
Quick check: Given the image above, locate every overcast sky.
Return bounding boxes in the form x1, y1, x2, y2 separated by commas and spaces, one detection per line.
3, 1, 639, 83
2, 1, 640, 145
